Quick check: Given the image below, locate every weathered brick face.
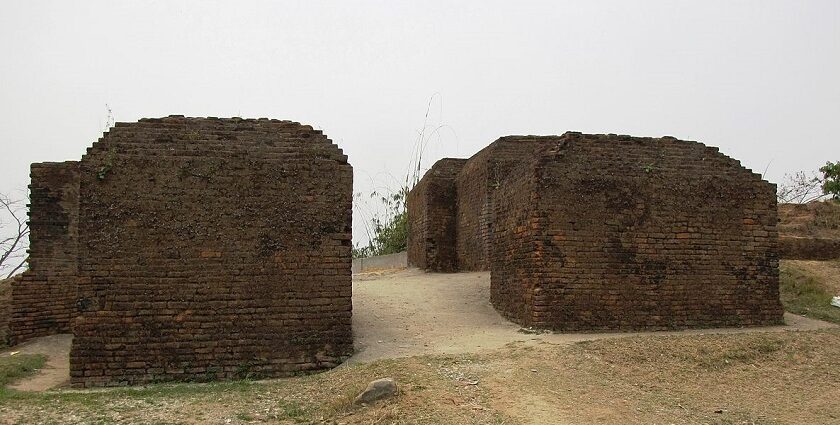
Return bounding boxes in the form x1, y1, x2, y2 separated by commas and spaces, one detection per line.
454, 139, 549, 271
8, 162, 80, 345
411, 132, 783, 330
68, 116, 353, 387
408, 139, 551, 272
494, 134, 783, 330
0, 280, 10, 345
407, 159, 465, 272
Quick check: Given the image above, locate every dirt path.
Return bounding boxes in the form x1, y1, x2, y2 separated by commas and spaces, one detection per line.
350, 268, 836, 363
5, 269, 835, 391
2, 333, 72, 391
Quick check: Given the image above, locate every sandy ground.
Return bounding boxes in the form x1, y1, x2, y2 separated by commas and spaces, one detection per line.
350, 269, 835, 364
3, 268, 835, 392
2, 333, 71, 391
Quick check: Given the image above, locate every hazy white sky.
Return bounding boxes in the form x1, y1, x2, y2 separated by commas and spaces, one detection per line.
1, 1, 838, 245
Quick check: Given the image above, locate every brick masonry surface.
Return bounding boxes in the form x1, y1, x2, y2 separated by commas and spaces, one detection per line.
0, 280, 9, 345
409, 132, 784, 331
407, 159, 465, 272
8, 162, 80, 345
6, 116, 352, 387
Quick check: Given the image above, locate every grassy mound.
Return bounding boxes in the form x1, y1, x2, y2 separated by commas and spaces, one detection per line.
0, 354, 46, 388
780, 261, 840, 324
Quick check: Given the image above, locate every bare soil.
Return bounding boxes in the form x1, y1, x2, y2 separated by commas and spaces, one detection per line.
351, 269, 833, 363
779, 201, 840, 238
4, 269, 835, 393
1, 268, 838, 424
1, 334, 71, 391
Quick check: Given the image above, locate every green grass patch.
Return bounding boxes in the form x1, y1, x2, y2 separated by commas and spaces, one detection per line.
780, 264, 840, 324
0, 353, 47, 387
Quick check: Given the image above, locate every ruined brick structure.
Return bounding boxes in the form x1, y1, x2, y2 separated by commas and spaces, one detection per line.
8, 162, 80, 345
407, 139, 549, 272
406, 159, 466, 272
0, 280, 9, 345
409, 132, 784, 330
70, 116, 353, 387
9, 116, 353, 387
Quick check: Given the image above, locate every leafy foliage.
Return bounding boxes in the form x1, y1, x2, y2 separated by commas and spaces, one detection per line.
777, 161, 840, 204
820, 161, 840, 201
353, 95, 453, 259
353, 187, 409, 258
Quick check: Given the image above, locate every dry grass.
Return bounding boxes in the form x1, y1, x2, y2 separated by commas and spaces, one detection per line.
780, 260, 840, 324
2, 260, 839, 423
778, 201, 840, 238
1, 330, 838, 424
0, 354, 46, 388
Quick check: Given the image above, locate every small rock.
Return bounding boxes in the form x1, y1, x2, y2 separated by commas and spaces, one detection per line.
354, 378, 398, 404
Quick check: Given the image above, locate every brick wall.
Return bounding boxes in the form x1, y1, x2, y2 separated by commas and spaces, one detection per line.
411, 132, 783, 331
454, 138, 550, 271
491, 133, 783, 330
488, 156, 539, 322
70, 116, 353, 387
406, 138, 549, 272
407, 159, 465, 272
0, 279, 10, 345
8, 162, 80, 345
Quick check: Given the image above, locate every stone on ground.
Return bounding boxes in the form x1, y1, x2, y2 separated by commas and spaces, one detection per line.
354, 378, 397, 404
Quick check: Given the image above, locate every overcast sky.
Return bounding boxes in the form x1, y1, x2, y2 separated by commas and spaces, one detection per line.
1, 1, 838, 246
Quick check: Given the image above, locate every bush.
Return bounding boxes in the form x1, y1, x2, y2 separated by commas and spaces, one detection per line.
820, 161, 840, 201
353, 187, 409, 258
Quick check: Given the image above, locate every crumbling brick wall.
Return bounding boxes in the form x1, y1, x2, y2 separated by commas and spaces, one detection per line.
0, 279, 10, 345
8, 162, 80, 345
454, 138, 550, 271
488, 156, 538, 321
411, 132, 783, 330
70, 116, 353, 387
491, 133, 783, 330
407, 138, 551, 272
407, 159, 465, 272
